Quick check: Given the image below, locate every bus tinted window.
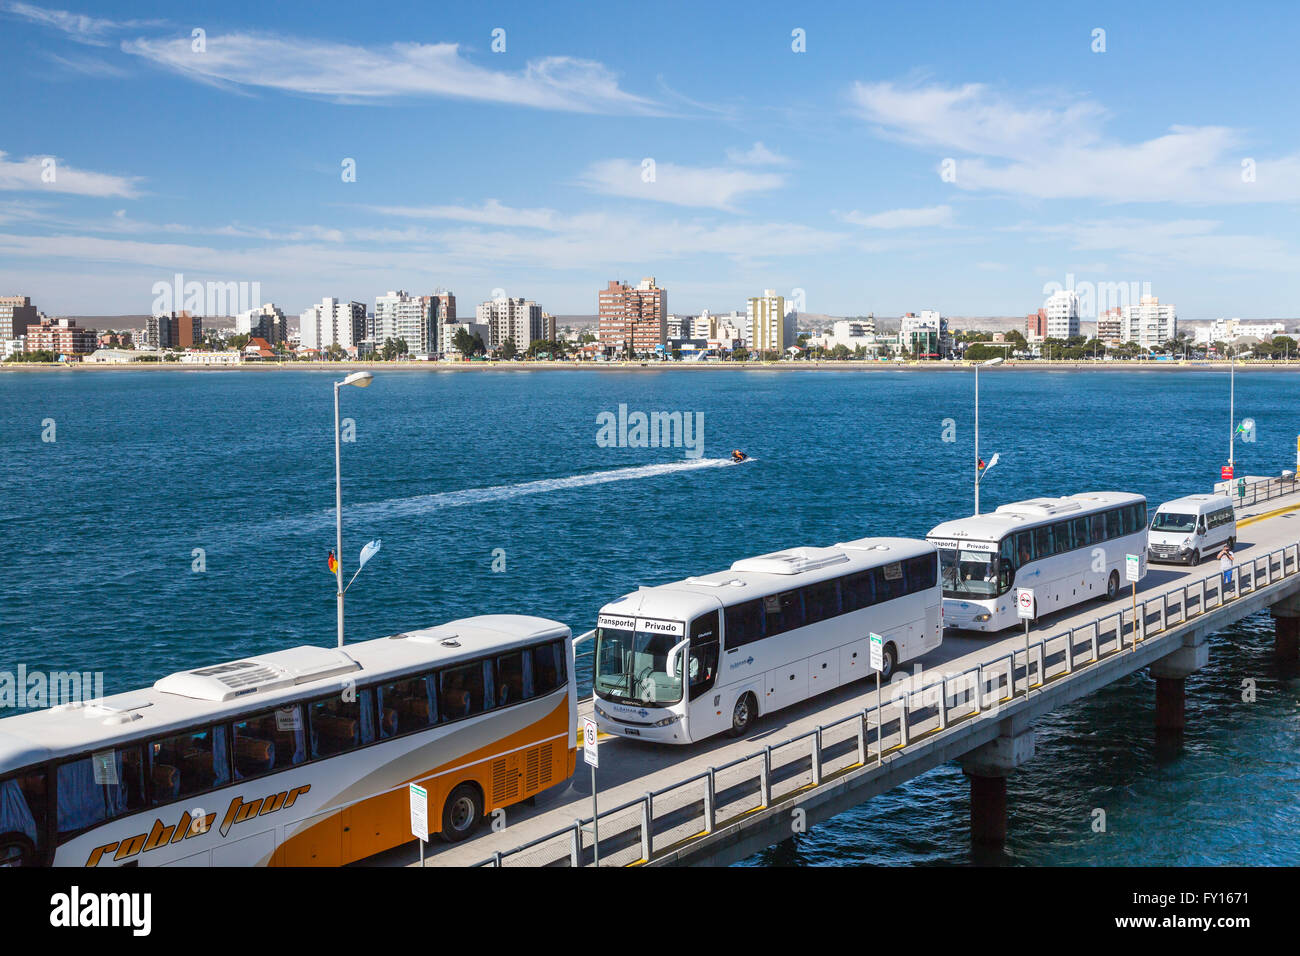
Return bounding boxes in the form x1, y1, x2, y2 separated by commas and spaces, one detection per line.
0, 771, 46, 863
802, 578, 842, 624
905, 554, 937, 591
233, 706, 307, 779
440, 662, 489, 721
1053, 521, 1072, 554
1090, 513, 1106, 543
874, 562, 906, 602
1071, 517, 1090, 549
688, 614, 719, 702
531, 643, 564, 695
376, 675, 435, 738
308, 691, 374, 758
149, 726, 229, 803
724, 599, 765, 648
56, 747, 146, 839
1106, 509, 1121, 538
763, 590, 805, 636
495, 651, 527, 706
841, 570, 875, 611
1033, 525, 1055, 558
1014, 531, 1034, 567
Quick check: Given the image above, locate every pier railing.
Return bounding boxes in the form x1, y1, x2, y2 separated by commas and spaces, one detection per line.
472, 539, 1300, 867
1226, 474, 1299, 510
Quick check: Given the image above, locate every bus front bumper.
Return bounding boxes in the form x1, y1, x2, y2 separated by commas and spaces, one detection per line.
593, 702, 689, 743
942, 599, 998, 632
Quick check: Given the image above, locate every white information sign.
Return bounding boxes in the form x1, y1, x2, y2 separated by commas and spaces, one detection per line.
1125, 553, 1145, 583
409, 783, 428, 842
869, 632, 883, 672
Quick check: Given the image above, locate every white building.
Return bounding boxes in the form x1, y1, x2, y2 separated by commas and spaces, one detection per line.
374, 291, 435, 355
235, 303, 287, 344
811, 319, 881, 354
440, 320, 491, 356
180, 350, 242, 365
300, 298, 365, 351
1193, 317, 1286, 346
1044, 290, 1080, 340
475, 297, 543, 352
1121, 295, 1177, 350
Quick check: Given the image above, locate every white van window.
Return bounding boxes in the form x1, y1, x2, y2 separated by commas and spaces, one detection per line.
1151, 512, 1196, 533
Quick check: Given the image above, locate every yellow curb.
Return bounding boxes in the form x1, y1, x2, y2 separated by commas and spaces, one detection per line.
1238, 500, 1300, 528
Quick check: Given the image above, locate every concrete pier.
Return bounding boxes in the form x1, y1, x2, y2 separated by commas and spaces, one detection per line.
1149, 643, 1209, 732
1271, 594, 1300, 661
960, 728, 1034, 847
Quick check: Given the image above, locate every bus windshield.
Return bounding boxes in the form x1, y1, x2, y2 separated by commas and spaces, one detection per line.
1151, 512, 1196, 533
938, 547, 1000, 597
594, 625, 684, 705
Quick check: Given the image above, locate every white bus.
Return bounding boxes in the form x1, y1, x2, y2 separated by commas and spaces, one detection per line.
0, 615, 576, 867
927, 492, 1148, 633
592, 537, 942, 744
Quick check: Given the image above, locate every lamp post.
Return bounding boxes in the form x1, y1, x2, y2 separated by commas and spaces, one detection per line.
334, 370, 373, 648
974, 356, 1003, 515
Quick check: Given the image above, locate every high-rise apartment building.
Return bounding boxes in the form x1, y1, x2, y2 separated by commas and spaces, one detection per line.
375, 290, 436, 354
598, 278, 667, 354
235, 303, 287, 345
1121, 295, 1177, 350
300, 298, 366, 351
1044, 290, 1080, 340
145, 311, 201, 350
1096, 308, 1124, 346
746, 290, 796, 354
1, 296, 39, 339
475, 297, 543, 351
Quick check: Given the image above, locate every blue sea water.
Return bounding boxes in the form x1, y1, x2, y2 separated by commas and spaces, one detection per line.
1, 367, 1297, 865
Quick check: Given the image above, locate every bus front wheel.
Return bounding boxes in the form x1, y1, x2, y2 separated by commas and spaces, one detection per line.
881, 643, 897, 681
1106, 570, 1120, 599
440, 783, 483, 842
728, 693, 758, 737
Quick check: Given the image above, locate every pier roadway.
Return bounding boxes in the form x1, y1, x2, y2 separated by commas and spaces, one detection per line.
359, 484, 1300, 868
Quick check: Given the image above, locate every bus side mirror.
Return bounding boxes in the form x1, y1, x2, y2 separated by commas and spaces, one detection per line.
666, 639, 690, 679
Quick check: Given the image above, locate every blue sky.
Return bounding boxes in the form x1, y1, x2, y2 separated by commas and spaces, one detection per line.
1, 0, 1298, 320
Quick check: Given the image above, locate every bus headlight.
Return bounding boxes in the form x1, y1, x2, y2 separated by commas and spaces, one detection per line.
652, 713, 680, 727
974, 612, 992, 622
593, 702, 608, 719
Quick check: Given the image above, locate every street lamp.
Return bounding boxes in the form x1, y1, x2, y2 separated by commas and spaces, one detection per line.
334, 370, 373, 648
974, 357, 1003, 515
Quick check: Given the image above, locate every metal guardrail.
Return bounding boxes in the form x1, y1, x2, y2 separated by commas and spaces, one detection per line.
472, 538, 1300, 867
1227, 475, 1299, 510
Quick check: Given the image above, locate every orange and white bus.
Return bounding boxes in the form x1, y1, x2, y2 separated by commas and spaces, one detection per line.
0, 614, 576, 867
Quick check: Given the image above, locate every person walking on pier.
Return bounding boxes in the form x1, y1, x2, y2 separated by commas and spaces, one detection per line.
1219, 543, 1235, 590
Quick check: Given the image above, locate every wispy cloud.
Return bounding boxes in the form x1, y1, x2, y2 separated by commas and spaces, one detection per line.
851, 80, 1300, 203
577, 158, 784, 211
726, 142, 793, 166
835, 205, 953, 229
3, 2, 162, 46
121, 31, 661, 114
0, 151, 141, 198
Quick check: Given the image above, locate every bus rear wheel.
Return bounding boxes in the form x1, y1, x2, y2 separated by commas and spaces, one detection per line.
440, 783, 483, 843
1106, 570, 1120, 599
728, 693, 757, 737
880, 643, 897, 681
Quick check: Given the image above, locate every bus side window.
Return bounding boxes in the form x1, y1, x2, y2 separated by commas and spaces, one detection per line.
762, 590, 804, 636
56, 747, 146, 839
688, 611, 720, 701
531, 644, 562, 695
233, 706, 307, 779
802, 579, 841, 624
306, 691, 371, 759
840, 570, 875, 612
1105, 509, 1121, 539
376, 675, 436, 738
1053, 521, 1072, 553
494, 651, 526, 707
0, 770, 47, 863
874, 562, 906, 602
1071, 517, 1090, 550
904, 554, 937, 592
724, 599, 765, 648
1090, 513, 1107, 543
1033, 525, 1054, 558
1015, 531, 1034, 567
149, 726, 230, 803
439, 663, 486, 721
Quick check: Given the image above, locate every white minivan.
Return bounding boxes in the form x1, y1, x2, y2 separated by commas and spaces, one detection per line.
1147, 494, 1236, 565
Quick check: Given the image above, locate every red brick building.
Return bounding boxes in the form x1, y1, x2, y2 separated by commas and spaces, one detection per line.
1025, 309, 1047, 340
598, 278, 667, 355
27, 319, 96, 356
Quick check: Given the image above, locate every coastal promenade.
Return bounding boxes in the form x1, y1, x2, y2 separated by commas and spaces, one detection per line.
360, 481, 1300, 867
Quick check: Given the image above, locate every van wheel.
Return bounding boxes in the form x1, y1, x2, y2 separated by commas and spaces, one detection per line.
1106, 570, 1120, 599
728, 693, 757, 737
1190, 549, 1200, 566
440, 783, 483, 842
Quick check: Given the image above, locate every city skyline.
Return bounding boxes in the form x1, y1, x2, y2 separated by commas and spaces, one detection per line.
2, 1, 1299, 319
